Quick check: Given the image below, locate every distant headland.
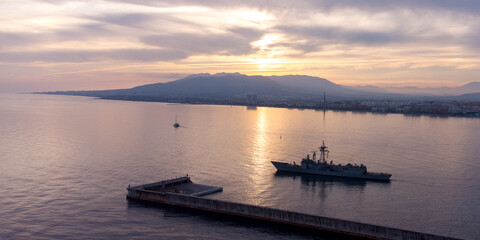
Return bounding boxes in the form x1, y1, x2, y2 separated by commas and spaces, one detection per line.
37, 72, 480, 117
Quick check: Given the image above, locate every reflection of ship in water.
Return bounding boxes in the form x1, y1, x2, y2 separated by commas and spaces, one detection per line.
273, 171, 390, 203
271, 141, 392, 181
274, 171, 369, 188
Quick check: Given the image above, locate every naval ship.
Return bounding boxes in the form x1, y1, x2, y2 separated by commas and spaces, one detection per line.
271, 142, 392, 181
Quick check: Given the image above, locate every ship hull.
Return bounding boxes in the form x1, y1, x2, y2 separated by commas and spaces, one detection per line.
271, 161, 391, 181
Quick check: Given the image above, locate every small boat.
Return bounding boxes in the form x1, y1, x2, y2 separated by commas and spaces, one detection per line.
173, 115, 180, 128
271, 141, 391, 181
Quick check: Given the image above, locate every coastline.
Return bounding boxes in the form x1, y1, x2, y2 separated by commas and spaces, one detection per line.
32, 92, 480, 118
98, 95, 480, 119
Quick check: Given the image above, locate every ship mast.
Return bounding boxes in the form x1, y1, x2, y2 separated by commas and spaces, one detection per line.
323, 92, 326, 112
319, 141, 329, 163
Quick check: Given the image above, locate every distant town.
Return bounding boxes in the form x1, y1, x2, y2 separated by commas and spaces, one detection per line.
121, 94, 480, 118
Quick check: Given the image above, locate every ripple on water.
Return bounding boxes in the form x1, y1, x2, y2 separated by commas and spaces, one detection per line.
0, 95, 479, 239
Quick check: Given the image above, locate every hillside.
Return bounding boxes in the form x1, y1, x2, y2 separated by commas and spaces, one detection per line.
385, 82, 480, 95
129, 73, 291, 98
39, 73, 480, 102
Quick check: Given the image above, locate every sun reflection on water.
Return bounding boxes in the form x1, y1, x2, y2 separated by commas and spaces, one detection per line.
253, 107, 266, 164
245, 107, 276, 206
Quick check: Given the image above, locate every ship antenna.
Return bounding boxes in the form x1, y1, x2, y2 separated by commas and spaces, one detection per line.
319, 141, 329, 163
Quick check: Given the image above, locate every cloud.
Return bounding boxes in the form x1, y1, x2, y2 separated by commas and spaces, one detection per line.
0, 49, 187, 63
270, 6, 479, 55
54, 23, 117, 40
464, 25, 480, 50
275, 25, 407, 52
87, 12, 206, 35
0, 32, 46, 50
0, 23, 116, 49
91, 13, 153, 27
16, 1, 479, 54
2, 0, 480, 92
141, 27, 263, 56
84, 0, 480, 15
88, 12, 191, 29
304, 0, 480, 15
0, 25, 263, 63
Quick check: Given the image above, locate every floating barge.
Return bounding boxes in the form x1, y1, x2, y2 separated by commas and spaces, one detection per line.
126, 177, 458, 240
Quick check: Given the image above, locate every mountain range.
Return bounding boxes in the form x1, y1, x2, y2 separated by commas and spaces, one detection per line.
41, 73, 480, 101
381, 82, 480, 96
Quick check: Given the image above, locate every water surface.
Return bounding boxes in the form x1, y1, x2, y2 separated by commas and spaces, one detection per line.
0, 94, 479, 239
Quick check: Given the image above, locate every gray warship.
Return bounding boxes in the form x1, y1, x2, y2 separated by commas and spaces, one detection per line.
271, 141, 392, 181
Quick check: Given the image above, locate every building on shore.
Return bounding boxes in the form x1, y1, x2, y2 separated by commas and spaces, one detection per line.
246, 94, 258, 106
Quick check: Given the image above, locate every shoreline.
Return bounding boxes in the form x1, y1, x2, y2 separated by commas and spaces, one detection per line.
101, 96, 480, 119
32, 93, 480, 119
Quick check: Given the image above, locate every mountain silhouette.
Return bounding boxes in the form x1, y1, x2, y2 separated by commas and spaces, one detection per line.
39, 73, 480, 101
129, 73, 290, 98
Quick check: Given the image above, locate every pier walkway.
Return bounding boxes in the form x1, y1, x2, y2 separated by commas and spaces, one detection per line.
127, 177, 459, 240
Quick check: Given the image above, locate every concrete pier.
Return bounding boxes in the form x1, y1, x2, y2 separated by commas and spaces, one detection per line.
128, 176, 223, 196
127, 177, 459, 240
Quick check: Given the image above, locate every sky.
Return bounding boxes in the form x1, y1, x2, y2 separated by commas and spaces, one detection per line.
1, 0, 480, 93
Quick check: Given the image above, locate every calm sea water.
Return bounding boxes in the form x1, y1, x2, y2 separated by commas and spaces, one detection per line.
0, 94, 479, 239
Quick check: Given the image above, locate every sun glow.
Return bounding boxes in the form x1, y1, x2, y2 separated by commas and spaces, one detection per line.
1, 0, 480, 92
252, 35, 277, 49
250, 58, 288, 70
